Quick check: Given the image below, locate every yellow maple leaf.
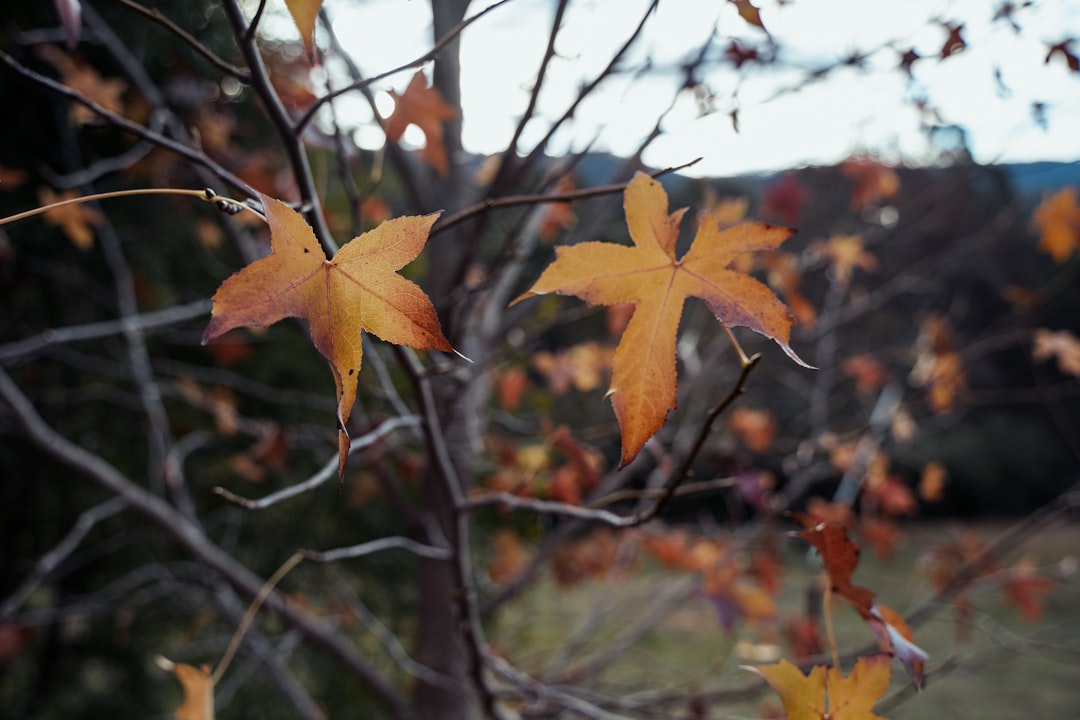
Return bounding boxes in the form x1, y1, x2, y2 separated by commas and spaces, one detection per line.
514, 172, 808, 465
746, 655, 892, 720
1031, 187, 1080, 263
284, 0, 324, 59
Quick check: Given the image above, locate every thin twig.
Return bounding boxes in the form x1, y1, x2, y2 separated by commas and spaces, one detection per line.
294, 0, 516, 134
0, 50, 256, 195
213, 416, 422, 510
110, 0, 252, 81
0, 299, 211, 363
0, 366, 412, 720
301, 536, 452, 563
432, 158, 701, 236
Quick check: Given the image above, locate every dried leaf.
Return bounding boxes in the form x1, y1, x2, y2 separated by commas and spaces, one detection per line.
728, 407, 778, 453
203, 195, 453, 477
160, 659, 215, 720
919, 462, 947, 502
730, 0, 768, 32
516, 172, 808, 465
811, 234, 878, 285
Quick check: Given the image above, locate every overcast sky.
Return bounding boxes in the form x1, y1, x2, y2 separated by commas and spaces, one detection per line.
306, 0, 1080, 177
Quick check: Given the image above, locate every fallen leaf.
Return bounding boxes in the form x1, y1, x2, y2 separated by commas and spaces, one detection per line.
203, 195, 454, 477
1033, 328, 1080, 377
39, 187, 103, 250
516, 172, 808, 465
284, 0, 323, 60
384, 71, 457, 177
1031, 187, 1080, 263
745, 654, 892, 720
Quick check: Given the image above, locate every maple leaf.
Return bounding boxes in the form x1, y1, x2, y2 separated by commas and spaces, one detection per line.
203, 195, 453, 477
841, 158, 900, 211
842, 354, 888, 394
39, 187, 103, 250
516, 172, 808, 465
811, 234, 878, 285
761, 172, 809, 225
918, 462, 947, 502
159, 659, 215, 720
746, 654, 892, 720
1030, 187, 1080, 263
384, 71, 458, 177
727, 407, 778, 453
284, 0, 323, 60
1001, 557, 1055, 622
795, 516, 875, 617
37, 45, 126, 125
1033, 328, 1080, 377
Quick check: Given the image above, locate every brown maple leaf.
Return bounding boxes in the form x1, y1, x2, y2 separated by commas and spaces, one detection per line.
384, 70, 458, 177
203, 195, 454, 477
940, 22, 966, 59
515, 172, 808, 465
730, 0, 768, 32
38, 45, 126, 125
811, 233, 878, 285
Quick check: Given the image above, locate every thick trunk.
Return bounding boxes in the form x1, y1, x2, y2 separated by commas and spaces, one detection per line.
413, 2, 480, 719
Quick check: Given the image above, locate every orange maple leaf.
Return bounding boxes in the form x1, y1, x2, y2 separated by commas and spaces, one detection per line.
1031, 187, 1080, 263
746, 655, 892, 720
39, 187, 103, 250
203, 195, 454, 477
811, 234, 878, 286
515, 172, 808, 465
384, 71, 458, 177
160, 660, 215, 720
284, 0, 323, 60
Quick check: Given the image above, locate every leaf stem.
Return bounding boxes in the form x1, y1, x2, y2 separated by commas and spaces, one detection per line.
823, 579, 841, 670
0, 187, 264, 228
211, 551, 305, 685
722, 323, 753, 368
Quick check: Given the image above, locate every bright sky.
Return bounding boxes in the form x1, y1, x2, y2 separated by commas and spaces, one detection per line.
307, 0, 1080, 177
